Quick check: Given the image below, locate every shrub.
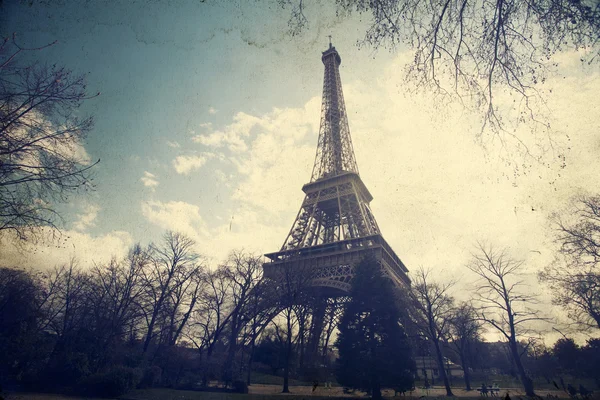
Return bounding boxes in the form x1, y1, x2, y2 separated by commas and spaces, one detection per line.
51, 352, 91, 385
139, 365, 162, 388
79, 365, 141, 397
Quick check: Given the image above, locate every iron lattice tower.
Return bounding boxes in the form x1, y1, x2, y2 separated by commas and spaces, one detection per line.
264, 43, 410, 296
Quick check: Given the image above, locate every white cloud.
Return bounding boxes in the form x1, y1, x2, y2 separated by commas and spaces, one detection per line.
208, 106, 218, 115
214, 169, 235, 187
0, 229, 133, 270
166, 140, 180, 148
141, 200, 210, 243
141, 199, 285, 262
192, 112, 266, 153
172, 154, 210, 174
228, 99, 320, 215
140, 96, 323, 261
141, 98, 325, 261
73, 204, 100, 232
141, 171, 159, 189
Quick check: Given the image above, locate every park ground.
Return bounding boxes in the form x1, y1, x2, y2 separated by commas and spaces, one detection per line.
4, 385, 593, 400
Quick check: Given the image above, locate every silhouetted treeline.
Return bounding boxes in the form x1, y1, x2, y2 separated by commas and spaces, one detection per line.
0, 231, 350, 397
2, 231, 600, 398
0, 232, 273, 396
438, 338, 600, 389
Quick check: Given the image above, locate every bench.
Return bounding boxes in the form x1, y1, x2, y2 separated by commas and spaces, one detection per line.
477, 387, 501, 396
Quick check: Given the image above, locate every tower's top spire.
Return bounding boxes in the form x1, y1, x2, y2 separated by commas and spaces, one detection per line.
310, 44, 358, 182
321, 41, 341, 66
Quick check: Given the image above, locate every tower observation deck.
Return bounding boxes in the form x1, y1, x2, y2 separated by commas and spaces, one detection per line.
263, 43, 410, 297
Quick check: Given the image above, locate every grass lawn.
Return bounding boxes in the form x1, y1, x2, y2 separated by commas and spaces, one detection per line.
3, 387, 582, 400
4, 393, 114, 400
122, 388, 354, 400
124, 387, 587, 399
5, 380, 590, 400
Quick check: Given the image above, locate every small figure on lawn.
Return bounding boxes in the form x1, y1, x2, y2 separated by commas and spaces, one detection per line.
480, 383, 489, 397
312, 380, 319, 392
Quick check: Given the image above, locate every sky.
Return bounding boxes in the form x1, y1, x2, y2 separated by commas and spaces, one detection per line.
1, 0, 599, 342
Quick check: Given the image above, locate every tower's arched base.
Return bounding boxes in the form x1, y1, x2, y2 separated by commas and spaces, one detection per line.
264, 234, 410, 368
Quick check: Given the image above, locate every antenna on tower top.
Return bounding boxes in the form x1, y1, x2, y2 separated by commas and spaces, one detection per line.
328, 35, 332, 48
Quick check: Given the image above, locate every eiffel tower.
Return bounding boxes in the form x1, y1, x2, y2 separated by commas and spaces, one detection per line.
264, 42, 410, 296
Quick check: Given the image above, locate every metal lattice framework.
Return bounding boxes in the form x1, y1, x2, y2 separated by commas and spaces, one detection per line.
282, 172, 380, 250
264, 43, 410, 298
311, 44, 359, 181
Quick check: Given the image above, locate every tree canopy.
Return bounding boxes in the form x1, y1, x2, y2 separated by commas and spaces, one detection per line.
335, 254, 414, 399
541, 195, 600, 330
0, 36, 98, 241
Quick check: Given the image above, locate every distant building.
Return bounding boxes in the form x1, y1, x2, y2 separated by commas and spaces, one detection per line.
414, 356, 464, 381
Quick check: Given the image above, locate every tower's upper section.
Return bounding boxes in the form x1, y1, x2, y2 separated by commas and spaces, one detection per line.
310, 44, 359, 182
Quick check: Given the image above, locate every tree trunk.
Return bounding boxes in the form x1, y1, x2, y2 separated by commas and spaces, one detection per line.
508, 338, 535, 396
372, 380, 382, 400
247, 330, 256, 386
202, 345, 215, 387
224, 311, 239, 384
433, 339, 454, 396
370, 328, 382, 400
171, 296, 196, 345
459, 349, 472, 391
282, 310, 292, 393
143, 311, 158, 353
298, 313, 305, 369
505, 287, 535, 397
143, 290, 169, 353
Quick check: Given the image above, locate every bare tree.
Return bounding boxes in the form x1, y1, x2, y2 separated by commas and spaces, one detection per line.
280, 1, 600, 136
42, 259, 91, 342
0, 36, 99, 241
221, 251, 265, 383
168, 266, 206, 346
295, 303, 314, 370
180, 251, 274, 386
541, 195, 600, 329
467, 243, 546, 396
267, 262, 313, 393
242, 278, 278, 386
87, 245, 151, 348
186, 267, 233, 386
412, 267, 455, 397
269, 308, 301, 392
448, 301, 483, 390
141, 231, 202, 353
